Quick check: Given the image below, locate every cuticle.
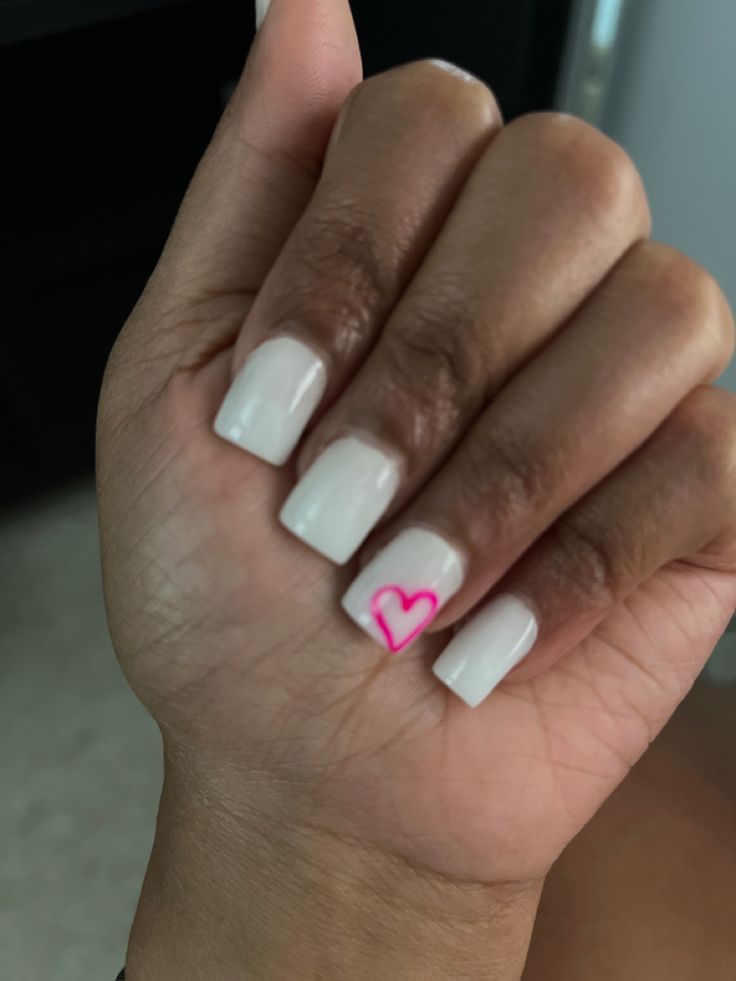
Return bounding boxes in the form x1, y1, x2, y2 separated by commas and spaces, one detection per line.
329, 424, 408, 483
265, 327, 332, 376
504, 587, 542, 628
400, 519, 470, 581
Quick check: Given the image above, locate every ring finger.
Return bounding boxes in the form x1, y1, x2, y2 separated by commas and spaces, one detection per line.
339, 241, 733, 655
430, 384, 736, 707
279, 113, 650, 563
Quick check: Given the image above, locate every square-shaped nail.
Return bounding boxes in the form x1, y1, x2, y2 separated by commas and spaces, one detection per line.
214, 337, 326, 466
341, 528, 465, 652
432, 594, 538, 708
279, 437, 400, 564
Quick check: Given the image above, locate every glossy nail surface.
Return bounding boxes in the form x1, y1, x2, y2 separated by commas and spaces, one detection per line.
279, 437, 400, 564
214, 337, 326, 466
342, 528, 465, 652
255, 0, 271, 29
432, 594, 538, 707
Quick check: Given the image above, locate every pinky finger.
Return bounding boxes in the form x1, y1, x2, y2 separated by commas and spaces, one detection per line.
432, 385, 736, 707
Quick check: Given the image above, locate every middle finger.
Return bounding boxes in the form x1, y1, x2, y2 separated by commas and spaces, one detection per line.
281, 113, 650, 563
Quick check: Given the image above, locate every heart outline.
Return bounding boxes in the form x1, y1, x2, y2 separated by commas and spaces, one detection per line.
370, 585, 439, 653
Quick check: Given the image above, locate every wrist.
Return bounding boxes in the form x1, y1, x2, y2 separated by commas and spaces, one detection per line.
125, 750, 541, 981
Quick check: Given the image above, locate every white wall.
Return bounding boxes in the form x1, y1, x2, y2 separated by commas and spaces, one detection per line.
563, 0, 736, 392
558, 1, 736, 672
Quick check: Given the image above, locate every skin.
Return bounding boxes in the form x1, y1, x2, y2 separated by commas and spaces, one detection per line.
525, 678, 736, 980
96, 1, 736, 977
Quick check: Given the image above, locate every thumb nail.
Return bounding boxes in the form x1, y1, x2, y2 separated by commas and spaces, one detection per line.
256, 0, 272, 29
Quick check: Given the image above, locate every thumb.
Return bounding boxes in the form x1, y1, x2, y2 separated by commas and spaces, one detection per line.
151, 0, 362, 307
245, 0, 363, 175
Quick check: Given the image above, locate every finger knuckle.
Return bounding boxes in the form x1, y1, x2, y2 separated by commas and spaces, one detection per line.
464, 428, 558, 529
548, 515, 621, 609
636, 243, 735, 369
272, 204, 393, 353
383, 316, 479, 451
507, 112, 647, 227
361, 59, 500, 137
415, 59, 500, 128
671, 386, 736, 494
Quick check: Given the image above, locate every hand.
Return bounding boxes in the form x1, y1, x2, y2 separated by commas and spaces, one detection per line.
97, 0, 736, 977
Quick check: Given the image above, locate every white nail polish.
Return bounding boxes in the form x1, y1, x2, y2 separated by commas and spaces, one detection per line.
341, 528, 465, 652
428, 60, 479, 84
214, 337, 326, 466
432, 594, 538, 708
255, 0, 271, 29
279, 437, 400, 564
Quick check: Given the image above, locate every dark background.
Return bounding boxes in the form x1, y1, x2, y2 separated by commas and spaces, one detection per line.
1, 0, 571, 505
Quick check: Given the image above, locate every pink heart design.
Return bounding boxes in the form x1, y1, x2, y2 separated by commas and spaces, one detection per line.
370, 586, 439, 653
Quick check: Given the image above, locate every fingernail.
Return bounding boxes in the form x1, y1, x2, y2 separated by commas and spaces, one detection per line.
429, 59, 480, 84
214, 337, 327, 466
279, 437, 400, 564
432, 594, 538, 708
341, 528, 465, 652
255, 0, 271, 29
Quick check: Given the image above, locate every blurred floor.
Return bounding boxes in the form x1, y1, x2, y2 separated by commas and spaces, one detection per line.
525, 672, 736, 981
0, 483, 161, 980
0, 483, 733, 980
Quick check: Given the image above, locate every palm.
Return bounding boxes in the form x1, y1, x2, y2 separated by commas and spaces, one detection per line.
98, 3, 735, 892
99, 339, 735, 886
